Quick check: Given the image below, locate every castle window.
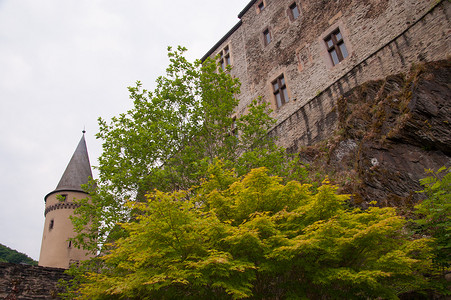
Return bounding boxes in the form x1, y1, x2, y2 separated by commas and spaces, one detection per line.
257, 1, 265, 12
272, 74, 289, 108
68, 241, 72, 248
325, 28, 348, 65
49, 219, 54, 230
289, 3, 300, 20
219, 46, 231, 71
58, 194, 67, 202
263, 29, 271, 46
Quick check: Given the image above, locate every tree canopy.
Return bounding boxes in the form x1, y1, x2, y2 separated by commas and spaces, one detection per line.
70, 46, 300, 254
415, 166, 451, 269
70, 164, 437, 299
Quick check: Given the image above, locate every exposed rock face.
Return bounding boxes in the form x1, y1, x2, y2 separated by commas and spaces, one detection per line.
0, 262, 71, 299
299, 60, 451, 207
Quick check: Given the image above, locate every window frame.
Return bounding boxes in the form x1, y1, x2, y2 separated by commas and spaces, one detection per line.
324, 28, 348, 66
219, 45, 231, 71
272, 74, 289, 108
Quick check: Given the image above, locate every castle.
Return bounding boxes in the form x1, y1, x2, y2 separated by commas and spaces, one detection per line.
1, 0, 449, 297
38, 0, 451, 269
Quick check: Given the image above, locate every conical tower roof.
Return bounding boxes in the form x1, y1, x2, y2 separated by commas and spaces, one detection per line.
45, 132, 93, 201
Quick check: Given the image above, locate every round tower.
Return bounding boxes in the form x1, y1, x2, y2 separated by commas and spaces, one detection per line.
38, 132, 95, 268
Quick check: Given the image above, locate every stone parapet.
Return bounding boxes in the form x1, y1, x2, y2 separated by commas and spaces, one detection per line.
0, 262, 71, 299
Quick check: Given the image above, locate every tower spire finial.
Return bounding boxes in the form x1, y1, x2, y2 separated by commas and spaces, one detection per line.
82, 126, 86, 134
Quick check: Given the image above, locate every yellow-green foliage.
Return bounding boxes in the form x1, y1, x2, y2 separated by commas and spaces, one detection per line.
73, 164, 436, 299
415, 166, 451, 269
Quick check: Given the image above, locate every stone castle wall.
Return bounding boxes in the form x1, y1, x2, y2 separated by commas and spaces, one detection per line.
269, 0, 451, 152
204, 0, 450, 151
0, 262, 70, 299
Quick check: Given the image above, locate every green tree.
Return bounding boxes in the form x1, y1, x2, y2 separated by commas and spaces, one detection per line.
415, 166, 451, 269
70, 165, 437, 299
70, 46, 301, 254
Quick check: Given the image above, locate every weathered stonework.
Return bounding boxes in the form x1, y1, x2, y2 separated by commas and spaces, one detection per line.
0, 262, 70, 299
203, 0, 450, 152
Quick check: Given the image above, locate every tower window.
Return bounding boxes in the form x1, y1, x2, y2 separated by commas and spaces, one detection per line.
272, 74, 289, 108
324, 28, 349, 66
58, 194, 67, 202
49, 219, 54, 230
68, 241, 72, 248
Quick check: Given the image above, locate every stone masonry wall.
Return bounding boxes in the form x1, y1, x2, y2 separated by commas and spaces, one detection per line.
0, 262, 70, 300
206, 0, 450, 151
269, 0, 451, 152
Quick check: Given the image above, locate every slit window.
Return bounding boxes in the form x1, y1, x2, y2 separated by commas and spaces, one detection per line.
324, 29, 348, 66
272, 75, 289, 108
49, 219, 54, 230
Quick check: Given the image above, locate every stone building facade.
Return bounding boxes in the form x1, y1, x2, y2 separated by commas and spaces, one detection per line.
202, 0, 450, 152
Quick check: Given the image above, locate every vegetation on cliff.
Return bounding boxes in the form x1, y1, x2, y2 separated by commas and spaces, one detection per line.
298, 59, 451, 207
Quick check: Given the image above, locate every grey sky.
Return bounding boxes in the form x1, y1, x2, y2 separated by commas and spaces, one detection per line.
0, 0, 246, 260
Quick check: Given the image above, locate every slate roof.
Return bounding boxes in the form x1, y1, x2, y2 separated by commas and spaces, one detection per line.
45, 133, 92, 201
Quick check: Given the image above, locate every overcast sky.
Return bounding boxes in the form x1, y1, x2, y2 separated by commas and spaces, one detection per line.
0, 0, 247, 261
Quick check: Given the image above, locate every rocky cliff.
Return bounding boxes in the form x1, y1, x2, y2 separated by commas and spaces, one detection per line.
299, 59, 451, 208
